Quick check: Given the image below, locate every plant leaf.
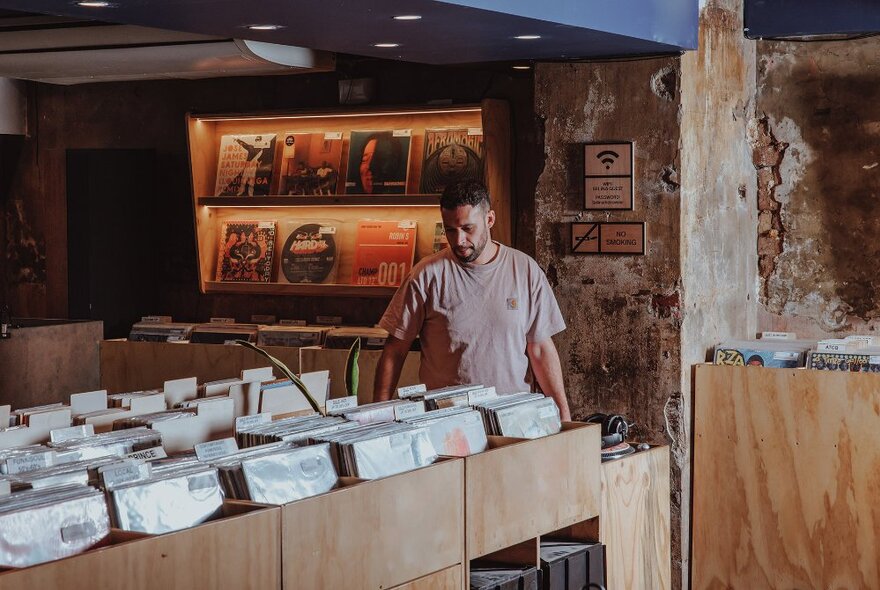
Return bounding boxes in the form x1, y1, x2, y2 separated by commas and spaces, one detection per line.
345, 337, 360, 398
234, 340, 321, 413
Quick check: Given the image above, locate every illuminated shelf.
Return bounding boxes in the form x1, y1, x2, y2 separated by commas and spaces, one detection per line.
198, 195, 441, 207
203, 281, 397, 298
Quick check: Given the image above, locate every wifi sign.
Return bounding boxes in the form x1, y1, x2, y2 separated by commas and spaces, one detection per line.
584, 141, 634, 210
596, 150, 620, 170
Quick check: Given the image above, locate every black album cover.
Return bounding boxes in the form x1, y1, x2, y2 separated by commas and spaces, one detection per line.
345, 130, 411, 194
280, 223, 338, 284
419, 128, 483, 193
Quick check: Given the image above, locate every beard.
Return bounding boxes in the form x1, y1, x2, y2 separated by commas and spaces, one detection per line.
453, 231, 489, 263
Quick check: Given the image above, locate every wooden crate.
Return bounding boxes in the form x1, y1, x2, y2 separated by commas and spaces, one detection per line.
280, 459, 464, 590
600, 445, 670, 590
299, 346, 420, 404
693, 364, 880, 589
100, 339, 301, 393
465, 422, 601, 560
0, 501, 281, 590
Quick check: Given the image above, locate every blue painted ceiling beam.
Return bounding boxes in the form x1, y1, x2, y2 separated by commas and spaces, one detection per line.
745, 0, 880, 39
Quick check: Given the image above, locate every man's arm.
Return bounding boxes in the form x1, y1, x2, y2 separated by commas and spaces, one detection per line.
526, 337, 571, 421
373, 335, 415, 401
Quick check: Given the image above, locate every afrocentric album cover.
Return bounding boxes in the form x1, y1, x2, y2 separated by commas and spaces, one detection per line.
215, 134, 277, 196
280, 223, 338, 284
345, 130, 411, 194
419, 128, 484, 193
279, 132, 343, 195
215, 220, 276, 282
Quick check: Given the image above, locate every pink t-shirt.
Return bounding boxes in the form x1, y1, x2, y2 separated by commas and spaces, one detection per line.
379, 243, 565, 394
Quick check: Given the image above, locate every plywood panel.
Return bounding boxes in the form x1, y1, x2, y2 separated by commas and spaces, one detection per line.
100, 340, 300, 393
0, 502, 281, 590
281, 459, 464, 590
465, 423, 601, 559
299, 346, 420, 404
0, 320, 102, 406
389, 565, 463, 590
693, 365, 880, 589
600, 446, 670, 590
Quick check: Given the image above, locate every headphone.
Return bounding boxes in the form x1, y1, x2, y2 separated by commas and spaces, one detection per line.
585, 413, 629, 448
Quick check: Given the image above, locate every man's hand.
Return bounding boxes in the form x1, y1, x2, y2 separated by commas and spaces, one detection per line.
526, 337, 572, 421
373, 335, 414, 402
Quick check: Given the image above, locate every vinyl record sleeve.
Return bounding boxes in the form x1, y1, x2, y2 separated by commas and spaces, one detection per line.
350, 220, 417, 287
241, 443, 338, 504
216, 220, 277, 283
215, 134, 277, 196
419, 128, 484, 194
280, 223, 338, 284
279, 132, 343, 195
345, 130, 411, 195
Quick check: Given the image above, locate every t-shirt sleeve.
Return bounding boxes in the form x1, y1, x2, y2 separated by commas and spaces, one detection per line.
526, 263, 566, 343
378, 273, 426, 343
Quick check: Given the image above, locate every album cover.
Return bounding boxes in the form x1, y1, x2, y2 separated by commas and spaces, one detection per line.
419, 128, 484, 193
215, 134, 277, 196
216, 220, 276, 282
279, 223, 338, 284
350, 220, 416, 287
279, 132, 343, 195
345, 130, 412, 194
433, 221, 448, 253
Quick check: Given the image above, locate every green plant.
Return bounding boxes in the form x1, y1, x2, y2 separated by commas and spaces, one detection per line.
234, 340, 321, 413
345, 337, 361, 397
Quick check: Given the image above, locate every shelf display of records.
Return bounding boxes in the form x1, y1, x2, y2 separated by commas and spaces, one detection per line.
187, 101, 511, 296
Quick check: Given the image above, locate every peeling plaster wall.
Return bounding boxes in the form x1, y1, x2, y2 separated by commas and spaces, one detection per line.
756, 37, 880, 337
679, 0, 757, 585
534, 58, 683, 586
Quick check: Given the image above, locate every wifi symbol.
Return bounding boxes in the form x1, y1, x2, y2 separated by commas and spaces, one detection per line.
596, 150, 620, 170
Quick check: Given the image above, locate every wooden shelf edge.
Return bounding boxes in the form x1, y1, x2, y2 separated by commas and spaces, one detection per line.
198, 195, 441, 207
204, 281, 398, 298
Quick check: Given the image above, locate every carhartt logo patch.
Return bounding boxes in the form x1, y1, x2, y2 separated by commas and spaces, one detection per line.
506, 298, 518, 310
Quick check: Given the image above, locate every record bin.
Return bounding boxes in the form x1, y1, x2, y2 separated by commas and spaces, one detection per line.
464, 422, 602, 561
280, 457, 464, 590
0, 501, 281, 590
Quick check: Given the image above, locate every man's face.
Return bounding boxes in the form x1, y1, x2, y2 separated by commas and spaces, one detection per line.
359, 139, 377, 193
441, 203, 495, 264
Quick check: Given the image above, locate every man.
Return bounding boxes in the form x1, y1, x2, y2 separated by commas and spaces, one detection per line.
374, 180, 571, 420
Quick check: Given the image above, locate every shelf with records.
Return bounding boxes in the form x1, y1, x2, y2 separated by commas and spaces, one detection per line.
187, 100, 511, 296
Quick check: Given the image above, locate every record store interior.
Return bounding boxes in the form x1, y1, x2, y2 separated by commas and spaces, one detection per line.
0, 1, 879, 589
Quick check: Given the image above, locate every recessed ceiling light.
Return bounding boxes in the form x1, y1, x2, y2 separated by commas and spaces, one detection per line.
373, 43, 400, 48
75, 1, 115, 6
514, 35, 541, 40
512, 66, 531, 71
246, 24, 285, 31
392, 15, 422, 21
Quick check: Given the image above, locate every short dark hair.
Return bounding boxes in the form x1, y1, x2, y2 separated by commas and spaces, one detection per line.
440, 180, 491, 211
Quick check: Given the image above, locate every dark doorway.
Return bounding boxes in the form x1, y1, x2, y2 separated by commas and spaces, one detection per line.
67, 149, 158, 338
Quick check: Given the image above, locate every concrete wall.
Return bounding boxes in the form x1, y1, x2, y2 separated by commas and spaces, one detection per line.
679, 0, 758, 584
534, 57, 684, 584
754, 36, 880, 337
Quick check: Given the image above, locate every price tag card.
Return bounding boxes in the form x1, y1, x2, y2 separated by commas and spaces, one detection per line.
125, 447, 168, 461
468, 386, 498, 405
326, 397, 358, 415
235, 413, 272, 431
50, 423, 95, 443
394, 402, 426, 420
194, 438, 239, 462
397, 384, 427, 398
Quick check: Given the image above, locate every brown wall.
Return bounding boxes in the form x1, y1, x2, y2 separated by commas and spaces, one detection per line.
753, 36, 880, 337
534, 57, 684, 583
3, 59, 539, 325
